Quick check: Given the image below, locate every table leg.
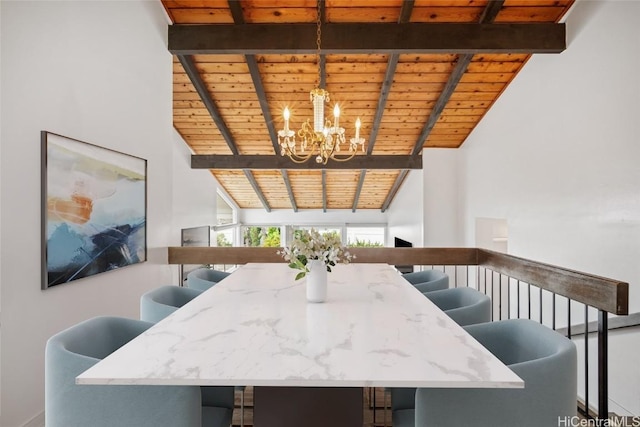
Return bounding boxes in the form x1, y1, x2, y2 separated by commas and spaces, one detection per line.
253, 386, 363, 427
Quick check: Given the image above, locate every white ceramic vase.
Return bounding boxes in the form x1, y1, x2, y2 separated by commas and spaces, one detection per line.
306, 259, 328, 303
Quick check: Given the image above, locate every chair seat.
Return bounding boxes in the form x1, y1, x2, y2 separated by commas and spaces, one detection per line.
391, 408, 415, 427
203, 406, 233, 427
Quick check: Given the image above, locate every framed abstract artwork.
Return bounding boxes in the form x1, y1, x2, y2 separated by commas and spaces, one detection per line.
41, 131, 147, 289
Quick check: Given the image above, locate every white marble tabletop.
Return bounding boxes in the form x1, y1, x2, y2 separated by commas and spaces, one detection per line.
77, 263, 523, 389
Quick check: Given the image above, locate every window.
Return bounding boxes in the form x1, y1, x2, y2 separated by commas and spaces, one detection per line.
216, 192, 236, 226
346, 226, 385, 247
215, 228, 234, 247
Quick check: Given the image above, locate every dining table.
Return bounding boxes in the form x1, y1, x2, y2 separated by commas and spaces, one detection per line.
77, 262, 523, 426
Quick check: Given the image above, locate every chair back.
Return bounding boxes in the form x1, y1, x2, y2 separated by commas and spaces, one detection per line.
402, 269, 449, 293
45, 316, 202, 427
138, 286, 236, 414
140, 285, 202, 323
415, 319, 577, 427
187, 267, 231, 291
391, 287, 491, 416
423, 287, 491, 326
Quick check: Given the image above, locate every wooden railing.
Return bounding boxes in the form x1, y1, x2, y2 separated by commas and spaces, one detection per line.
167, 246, 629, 420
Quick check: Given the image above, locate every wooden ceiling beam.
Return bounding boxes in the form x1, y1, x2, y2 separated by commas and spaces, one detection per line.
177, 55, 239, 155
280, 169, 298, 212
191, 155, 422, 170
243, 170, 271, 212
228, 0, 297, 212
384, 1, 505, 212
352, 1, 414, 213
381, 170, 409, 213
227, 0, 244, 23
399, 0, 415, 22
352, 170, 366, 213
366, 0, 413, 155
411, 56, 472, 156
169, 23, 565, 55
245, 55, 280, 155
411, 0, 505, 156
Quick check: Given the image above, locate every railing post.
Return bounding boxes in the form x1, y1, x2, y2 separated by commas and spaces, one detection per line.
598, 310, 609, 421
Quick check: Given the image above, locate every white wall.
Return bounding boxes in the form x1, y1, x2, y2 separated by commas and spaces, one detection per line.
423, 148, 463, 247
386, 169, 423, 247
171, 129, 219, 243
0, 2, 182, 425
459, 0, 640, 415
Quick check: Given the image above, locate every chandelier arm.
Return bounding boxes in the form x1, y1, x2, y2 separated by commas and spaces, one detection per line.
285, 150, 313, 164
327, 153, 358, 162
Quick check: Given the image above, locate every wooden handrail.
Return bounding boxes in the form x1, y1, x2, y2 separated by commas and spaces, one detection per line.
167, 246, 629, 315
477, 249, 628, 315
167, 247, 478, 266
169, 247, 283, 264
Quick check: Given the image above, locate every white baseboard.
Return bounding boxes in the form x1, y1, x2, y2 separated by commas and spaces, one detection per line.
22, 411, 45, 427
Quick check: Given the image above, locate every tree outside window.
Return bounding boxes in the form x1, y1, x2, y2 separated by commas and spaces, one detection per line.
243, 226, 281, 247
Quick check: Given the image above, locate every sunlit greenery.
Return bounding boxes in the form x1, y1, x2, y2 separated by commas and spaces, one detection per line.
244, 226, 281, 247
216, 233, 232, 247
348, 238, 384, 247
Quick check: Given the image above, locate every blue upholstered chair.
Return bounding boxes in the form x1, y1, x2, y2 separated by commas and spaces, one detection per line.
402, 269, 449, 293
186, 267, 231, 291
424, 287, 491, 327
139, 286, 240, 426
393, 319, 577, 427
391, 287, 491, 417
140, 285, 203, 323
45, 316, 233, 427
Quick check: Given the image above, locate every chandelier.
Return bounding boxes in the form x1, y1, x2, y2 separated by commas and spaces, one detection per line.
278, 2, 366, 164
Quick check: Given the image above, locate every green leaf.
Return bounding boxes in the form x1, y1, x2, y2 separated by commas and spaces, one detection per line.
295, 272, 306, 281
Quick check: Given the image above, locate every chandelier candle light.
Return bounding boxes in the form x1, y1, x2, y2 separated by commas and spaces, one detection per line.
278, 2, 366, 164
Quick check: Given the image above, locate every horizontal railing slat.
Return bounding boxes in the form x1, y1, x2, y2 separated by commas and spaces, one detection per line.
168, 247, 478, 266
478, 249, 628, 315
169, 247, 283, 264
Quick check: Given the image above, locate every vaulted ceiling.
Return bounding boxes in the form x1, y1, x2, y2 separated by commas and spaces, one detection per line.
162, 0, 573, 212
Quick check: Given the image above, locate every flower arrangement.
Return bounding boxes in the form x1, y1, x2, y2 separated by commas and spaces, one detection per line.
278, 228, 354, 280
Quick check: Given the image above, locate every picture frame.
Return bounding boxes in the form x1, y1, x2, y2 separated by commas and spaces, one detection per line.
41, 131, 147, 289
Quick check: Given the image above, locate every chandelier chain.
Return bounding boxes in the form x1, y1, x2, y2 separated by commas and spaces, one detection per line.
276, 0, 366, 165
316, 1, 322, 86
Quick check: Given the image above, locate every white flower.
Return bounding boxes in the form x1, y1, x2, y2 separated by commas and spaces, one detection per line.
278, 228, 353, 280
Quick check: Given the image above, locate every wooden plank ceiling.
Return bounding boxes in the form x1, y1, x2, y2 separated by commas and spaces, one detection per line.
163, 0, 574, 212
